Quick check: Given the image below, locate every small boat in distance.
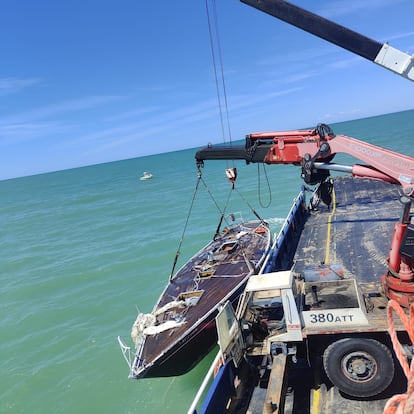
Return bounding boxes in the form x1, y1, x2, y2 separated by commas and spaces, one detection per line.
139, 171, 153, 181
118, 214, 271, 379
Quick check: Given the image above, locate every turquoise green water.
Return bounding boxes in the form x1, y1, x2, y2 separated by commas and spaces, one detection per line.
1, 110, 413, 413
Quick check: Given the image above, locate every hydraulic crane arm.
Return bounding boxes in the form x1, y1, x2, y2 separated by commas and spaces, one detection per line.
240, 0, 414, 82
195, 124, 414, 195
196, 1, 414, 193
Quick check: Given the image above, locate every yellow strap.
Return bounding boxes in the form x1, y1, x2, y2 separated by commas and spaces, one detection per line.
324, 184, 336, 265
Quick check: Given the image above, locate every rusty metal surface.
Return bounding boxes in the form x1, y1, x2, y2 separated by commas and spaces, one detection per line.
282, 356, 407, 414
263, 353, 288, 414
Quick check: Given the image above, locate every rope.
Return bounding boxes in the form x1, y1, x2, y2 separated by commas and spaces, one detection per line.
213, 186, 233, 239
234, 187, 264, 222
200, 175, 225, 217
200, 173, 243, 240
257, 163, 272, 208
169, 171, 202, 280
383, 300, 414, 414
201, 167, 265, 225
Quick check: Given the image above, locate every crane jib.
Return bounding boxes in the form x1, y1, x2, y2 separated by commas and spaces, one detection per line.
241, 0, 414, 81
195, 144, 273, 164
240, 0, 383, 61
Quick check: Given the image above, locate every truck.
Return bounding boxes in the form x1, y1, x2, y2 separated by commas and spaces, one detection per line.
188, 125, 414, 413
187, 1, 414, 411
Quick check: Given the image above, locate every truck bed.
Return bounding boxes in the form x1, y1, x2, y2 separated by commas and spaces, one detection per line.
286, 176, 405, 413
293, 176, 401, 283
245, 176, 406, 413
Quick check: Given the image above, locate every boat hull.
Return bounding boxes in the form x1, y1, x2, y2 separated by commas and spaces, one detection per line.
128, 219, 271, 379
137, 282, 248, 378
141, 317, 217, 378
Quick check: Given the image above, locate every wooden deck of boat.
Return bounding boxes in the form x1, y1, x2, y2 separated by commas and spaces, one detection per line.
138, 220, 270, 377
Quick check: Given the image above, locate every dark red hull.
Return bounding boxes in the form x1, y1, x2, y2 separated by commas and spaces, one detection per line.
128, 219, 271, 379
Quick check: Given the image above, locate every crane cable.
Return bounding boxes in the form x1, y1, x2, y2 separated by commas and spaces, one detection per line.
169, 170, 202, 281
169, 166, 234, 280
206, 0, 234, 166
206, 0, 273, 210
170, 2, 272, 281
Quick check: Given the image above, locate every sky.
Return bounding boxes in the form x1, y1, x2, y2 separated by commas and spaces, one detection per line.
1, 0, 414, 180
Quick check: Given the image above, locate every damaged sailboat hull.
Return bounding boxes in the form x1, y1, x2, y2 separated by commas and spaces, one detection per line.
119, 217, 272, 379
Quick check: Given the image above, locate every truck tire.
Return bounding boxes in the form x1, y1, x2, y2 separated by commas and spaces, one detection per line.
323, 338, 394, 397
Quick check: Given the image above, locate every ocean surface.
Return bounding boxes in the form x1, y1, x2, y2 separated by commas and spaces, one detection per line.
1, 109, 414, 414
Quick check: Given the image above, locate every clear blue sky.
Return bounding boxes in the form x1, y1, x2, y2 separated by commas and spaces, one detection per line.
1, 0, 414, 180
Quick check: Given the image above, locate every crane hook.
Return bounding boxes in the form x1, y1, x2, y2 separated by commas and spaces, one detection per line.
226, 167, 237, 189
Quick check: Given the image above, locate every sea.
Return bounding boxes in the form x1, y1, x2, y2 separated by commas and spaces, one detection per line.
1, 109, 414, 414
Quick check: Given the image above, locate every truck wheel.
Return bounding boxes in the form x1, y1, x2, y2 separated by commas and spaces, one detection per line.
323, 338, 394, 397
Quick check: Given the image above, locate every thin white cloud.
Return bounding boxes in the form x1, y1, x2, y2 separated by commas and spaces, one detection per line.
321, 108, 362, 121
71, 87, 301, 153
328, 56, 363, 70
257, 46, 334, 68
0, 95, 125, 147
386, 31, 414, 42
0, 121, 68, 145
0, 77, 42, 96
70, 98, 219, 147
87, 124, 175, 154
230, 88, 302, 111
83, 88, 301, 157
0, 95, 123, 125
248, 47, 341, 88
318, 0, 406, 18
282, 71, 320, 84
105, 106, 159, 122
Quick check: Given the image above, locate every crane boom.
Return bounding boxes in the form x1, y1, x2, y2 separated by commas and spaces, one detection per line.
195, 125, 414, 195
240, 0, 414, 82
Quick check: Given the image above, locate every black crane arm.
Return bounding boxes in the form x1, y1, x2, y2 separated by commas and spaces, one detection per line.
240, 0, 414, 81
